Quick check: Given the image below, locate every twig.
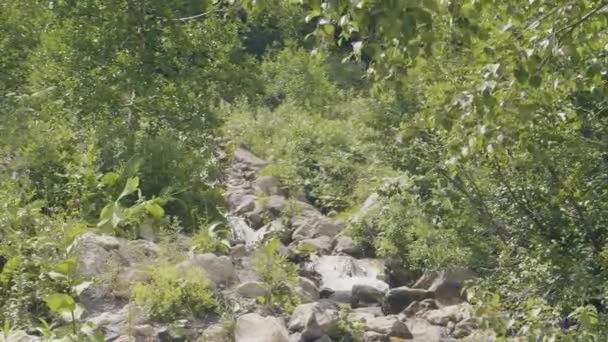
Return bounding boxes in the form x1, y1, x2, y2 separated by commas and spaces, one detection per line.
172, 9, 221, 22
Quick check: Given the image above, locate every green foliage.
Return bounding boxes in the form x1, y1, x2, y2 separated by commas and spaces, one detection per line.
192, 221, 232, 254
254, 239, 299, 312
131, 265, 217, 322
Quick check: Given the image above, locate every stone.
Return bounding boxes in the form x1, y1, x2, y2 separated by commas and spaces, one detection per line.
294, 236, 333, 255
312, 255, 389, 304
202, 323, 231, 341
112, 267, 151, 298
291, 216, 343, 242
347, 306, 383, 323
422, 305, 470, 326
351, 284, 386, 308
253, 176, 282, 195
288, 300, 340, 340
400, 298, 438, 318
314, 335, 333, 342
295, 277, 320, 303
71, 233, 128, 277
231, 244, 248, 259
86, 305, 144, 341
178, 253, 238, 288
405, 318, 446, 342
365, 316, 412, 339
5, 332, 41, 342
412, 269, 475, 305
363, 331, 389, 342
237, 281, 268, 298
453, 318, 478, 338
382, 287, 434, 314
234, 147, 267, 168
385, 260, 417, 288
226, 189, 255, 210
266, 195, 289, 213
235, 313, 290, 342
235, 196, 257, 215
332, 236, 361, 257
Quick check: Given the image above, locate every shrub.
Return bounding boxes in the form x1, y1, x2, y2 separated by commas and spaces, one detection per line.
254, 239, 298, 312
131, 265, 216, 322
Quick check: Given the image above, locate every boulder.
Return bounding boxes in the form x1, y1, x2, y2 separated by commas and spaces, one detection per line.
382, 287, 434, 314
312, 256, 388, 303
178, 254, 238, 288
400, 298, 438, 318
422, 304, 470, 327
314, 335, 333, 342
86, 305, 144, 341
71, 233, 127, 277
295, 277, 320, 303
365, 316, 412, 339
293, 236, 333, 256
226, 189, 255, 210
202, 324, 231, 342
363, 331, 389, 342
332, 236, 362, 257
112, 267, 151, 298
413, 269, 475, 305
235, 313, 290, 342
253, 176, 282, 196
348, 306, 384, 323
288, 300, 340, 340
231, 244, 248, 259
266, 195, 289, 214
235, 196, 257, 215
453, 318, 478, 338
405, 318, 446, 342
291, 216, 343, 242
4, 332, 41, 342
351, 284, 386, 308
237, 281, 268, 298
234, 147, 267, 168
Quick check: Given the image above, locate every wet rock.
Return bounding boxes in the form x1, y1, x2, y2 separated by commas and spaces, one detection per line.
235, 313, 290, 342
332, 236, 361, 257
351, 284, 386, 308
288, 300, 340, 340
178, 253, 238, 288
237, 281, 268, 298
312, 256, 388, 303
365, 316, 412, 339
382, 287, 434, 314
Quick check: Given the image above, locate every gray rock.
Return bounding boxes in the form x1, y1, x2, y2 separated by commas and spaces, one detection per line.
266, 195, 289, 213
234, 147, 267, 168
178, 253, 238, 288
235, 313, 290, 342
332, 236, 361, 257
71, 233, 127, 277
237, 281, 268, 298
312, 256, 388, 304
253, 176, 282, 196
453, 318, 477, 338
362, 331, 388, 342
111, 267, 151, 299
413, 269, 475, 305
365, 315, 412, 339
4, 331, 41, 342
202, 323, 231, 341
231, 244, 248, 259
226, 189, 255, 210
291, 216, 343, 242
288, 300, 340, 340
235, 196, 257, 215
314, 335, 333, 342
347, 306, 383, 323
293, 236, 333, 255
351, 284, 386, 308
382, 287, 434, 314
295, 277, 320, 303
405, 318, 446, 342
400, 298, 438, 318
422, 304, 470, 326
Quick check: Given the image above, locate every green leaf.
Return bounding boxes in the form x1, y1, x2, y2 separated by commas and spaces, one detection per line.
118, 176, 139, 201
54, 258, 76, 275
44, 294, 76, 314
144, 202, 165, 218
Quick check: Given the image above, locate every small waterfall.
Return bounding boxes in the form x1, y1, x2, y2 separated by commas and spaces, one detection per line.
227, 215, 260, 246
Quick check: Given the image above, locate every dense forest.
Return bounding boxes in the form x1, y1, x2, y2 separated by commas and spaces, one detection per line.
1, 0, 608, 341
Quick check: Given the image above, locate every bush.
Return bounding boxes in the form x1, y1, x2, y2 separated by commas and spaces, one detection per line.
254, 239, 298, 312
131, 265, 216, 322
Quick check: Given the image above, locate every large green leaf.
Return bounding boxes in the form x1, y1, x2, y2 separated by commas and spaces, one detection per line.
44, 293, 76, 314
